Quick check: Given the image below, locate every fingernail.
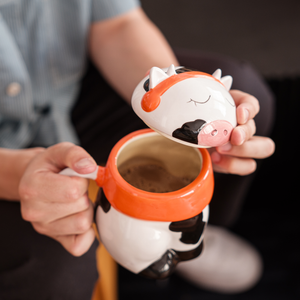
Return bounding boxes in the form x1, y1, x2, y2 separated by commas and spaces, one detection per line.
75, 158, 96, 169
239, 129, 246, 145
211, 151, 221, 163
243, 108, 249, 123
218, 142, 232, 152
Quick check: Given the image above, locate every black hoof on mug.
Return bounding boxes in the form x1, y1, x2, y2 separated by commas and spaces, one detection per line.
139, 249, 180, 280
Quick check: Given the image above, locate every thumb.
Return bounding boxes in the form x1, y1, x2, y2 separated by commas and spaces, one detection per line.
73, 157, 97, 174
46, 142, 97, 174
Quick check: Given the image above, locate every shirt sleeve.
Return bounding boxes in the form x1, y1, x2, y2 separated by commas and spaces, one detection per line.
91, 0, 141, 22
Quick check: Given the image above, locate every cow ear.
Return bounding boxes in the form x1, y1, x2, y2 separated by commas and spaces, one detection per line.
149, 67, 169, 89
166, 64, 177, 76
212, 69, 222, 80
220, 75, 233, 91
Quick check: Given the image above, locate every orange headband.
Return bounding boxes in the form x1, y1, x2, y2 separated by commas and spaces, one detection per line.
141, 71, 222, 113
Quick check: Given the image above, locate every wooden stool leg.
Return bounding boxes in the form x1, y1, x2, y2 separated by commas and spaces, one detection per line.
89, 180, 118, 300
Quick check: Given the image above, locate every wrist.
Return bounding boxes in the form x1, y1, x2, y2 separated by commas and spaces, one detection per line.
0, 147, 45, 201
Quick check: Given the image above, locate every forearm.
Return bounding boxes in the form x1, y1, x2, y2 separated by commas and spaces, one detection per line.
89, 7, 178, 103
0, 147, 44, 201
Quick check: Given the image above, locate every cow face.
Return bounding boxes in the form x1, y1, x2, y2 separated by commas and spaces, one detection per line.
132, 65, 237, 148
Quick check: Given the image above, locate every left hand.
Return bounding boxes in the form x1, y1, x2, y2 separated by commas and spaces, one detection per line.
209, 90, 275, 176
19, 143, 97, 256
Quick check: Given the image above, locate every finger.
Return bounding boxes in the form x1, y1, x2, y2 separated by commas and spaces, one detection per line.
211, 152, 257, 176
19, 143, 94, 204
45, 142, 97, 174
230, 119, 256, 146
32, 200, 94, 236
55, 227, 96, 256
21, 192, 91, 223
217, 136, 275, 159
22, 170, 90, 202
230, 90, 260, 124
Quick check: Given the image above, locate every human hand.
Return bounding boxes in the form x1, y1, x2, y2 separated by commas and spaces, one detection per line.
209, 90, 275, 175
19, 142, 97, 256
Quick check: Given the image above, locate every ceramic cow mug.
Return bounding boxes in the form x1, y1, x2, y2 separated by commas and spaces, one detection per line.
61, 129, 213, 278
60, 65, 236, 279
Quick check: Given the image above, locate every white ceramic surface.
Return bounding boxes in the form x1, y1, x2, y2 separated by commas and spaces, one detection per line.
132, 65, 237, 148
96, 204, 209, 274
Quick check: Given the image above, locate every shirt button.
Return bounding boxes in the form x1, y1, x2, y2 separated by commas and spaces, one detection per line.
6, 82, 22, 97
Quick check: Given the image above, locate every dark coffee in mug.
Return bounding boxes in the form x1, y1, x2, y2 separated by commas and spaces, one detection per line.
118, 156, 194, 193
116, 133, 202, 193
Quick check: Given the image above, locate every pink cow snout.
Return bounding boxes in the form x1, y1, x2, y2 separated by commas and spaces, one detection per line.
198, 120, 233, 147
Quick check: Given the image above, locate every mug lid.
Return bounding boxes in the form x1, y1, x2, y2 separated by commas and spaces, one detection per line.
131, 65, 237, 148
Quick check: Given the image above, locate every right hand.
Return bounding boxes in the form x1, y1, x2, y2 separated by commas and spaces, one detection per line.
19, 142, 97, 256
210, 90, 275, 176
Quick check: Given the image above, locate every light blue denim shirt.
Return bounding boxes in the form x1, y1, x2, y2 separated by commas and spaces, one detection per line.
0, 0, 140, 148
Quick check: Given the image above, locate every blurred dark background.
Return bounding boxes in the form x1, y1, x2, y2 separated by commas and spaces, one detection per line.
141, 0, 300, 77
119, 1, 300, 299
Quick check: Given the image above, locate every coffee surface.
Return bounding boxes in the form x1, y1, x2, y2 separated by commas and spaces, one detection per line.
118, 156, 194, 193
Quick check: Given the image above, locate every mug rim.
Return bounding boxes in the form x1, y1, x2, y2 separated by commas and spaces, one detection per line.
103, 129, 214, 221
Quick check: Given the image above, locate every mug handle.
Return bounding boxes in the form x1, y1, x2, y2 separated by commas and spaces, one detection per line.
59, 166, 106, 186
